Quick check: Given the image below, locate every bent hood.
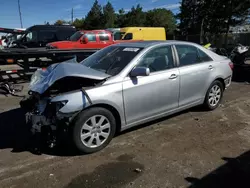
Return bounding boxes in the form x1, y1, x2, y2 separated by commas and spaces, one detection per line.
29, 58, 110, 94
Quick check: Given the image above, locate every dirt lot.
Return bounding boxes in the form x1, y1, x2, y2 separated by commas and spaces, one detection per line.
0, 81, 250, 188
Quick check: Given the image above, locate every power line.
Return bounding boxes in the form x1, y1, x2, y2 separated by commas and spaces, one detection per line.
18, 0, 23, 28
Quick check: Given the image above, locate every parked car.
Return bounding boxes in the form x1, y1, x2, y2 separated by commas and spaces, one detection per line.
10, 25, 76, 48
46, 29, 140, 50
20, 41, 233, 154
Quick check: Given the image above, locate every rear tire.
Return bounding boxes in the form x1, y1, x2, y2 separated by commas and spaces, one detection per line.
203, 80, 224, 110
72, 107, 116, 154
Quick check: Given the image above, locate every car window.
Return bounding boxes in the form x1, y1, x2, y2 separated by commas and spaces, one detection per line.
197, 48, 213, 62
175, 45, 202, 66
57, 30, 75, 40
85, 33, 96, 42
25, 31, 38, 42
136, 46, 174, 73
123, 33, 133, 40
98, 32, 110, 41
39, 31, 56, 41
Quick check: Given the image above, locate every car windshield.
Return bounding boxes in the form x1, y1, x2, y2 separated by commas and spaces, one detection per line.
81, 46, 143, 76
70, 31, 84, 41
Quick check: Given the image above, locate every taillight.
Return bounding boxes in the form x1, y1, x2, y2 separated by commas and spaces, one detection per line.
229, 62, 234, 70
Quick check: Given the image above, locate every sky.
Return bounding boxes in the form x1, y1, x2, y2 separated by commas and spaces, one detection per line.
0, 0, 180, 29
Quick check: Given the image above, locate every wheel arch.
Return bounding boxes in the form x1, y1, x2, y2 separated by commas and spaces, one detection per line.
214, 77, 225, 90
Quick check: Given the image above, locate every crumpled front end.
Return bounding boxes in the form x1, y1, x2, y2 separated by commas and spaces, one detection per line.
21, 89, 92, 148
20, 59, 109, 148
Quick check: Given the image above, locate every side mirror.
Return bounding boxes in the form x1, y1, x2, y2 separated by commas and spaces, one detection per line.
81, 37, 88, 44
130, 67, 150, 77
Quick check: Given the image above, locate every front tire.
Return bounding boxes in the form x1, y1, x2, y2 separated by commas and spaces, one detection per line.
72, 107, 116, 154
203, 80, 224, 110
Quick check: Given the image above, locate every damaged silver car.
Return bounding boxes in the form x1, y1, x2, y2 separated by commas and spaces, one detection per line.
20, 41, 233, 153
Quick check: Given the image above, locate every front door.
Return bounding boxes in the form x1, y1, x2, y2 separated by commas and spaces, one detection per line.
122, 45, 180, 125
175, 44, 216, 107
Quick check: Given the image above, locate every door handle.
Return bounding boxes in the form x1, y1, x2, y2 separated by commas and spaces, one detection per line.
169, 74, 178, 79
208, 65, 214, 70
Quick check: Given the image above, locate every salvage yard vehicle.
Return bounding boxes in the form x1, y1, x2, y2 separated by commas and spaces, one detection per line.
119, 27, 166, 40
10, 25, 76, 48
20, 41, 233, 154
46, 29, 141, 50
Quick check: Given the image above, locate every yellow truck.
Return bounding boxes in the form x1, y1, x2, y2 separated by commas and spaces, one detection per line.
119, 27, 166, 41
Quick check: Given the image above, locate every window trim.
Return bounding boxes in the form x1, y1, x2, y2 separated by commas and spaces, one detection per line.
85, 33, 97, 43
127, 44, 177, 77
173, 44, 214, 67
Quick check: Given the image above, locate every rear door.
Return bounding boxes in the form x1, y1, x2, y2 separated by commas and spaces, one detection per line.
174, 44, 216, 107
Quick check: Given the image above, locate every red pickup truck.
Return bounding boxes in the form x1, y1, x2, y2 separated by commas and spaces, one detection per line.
47, 30, 136, 49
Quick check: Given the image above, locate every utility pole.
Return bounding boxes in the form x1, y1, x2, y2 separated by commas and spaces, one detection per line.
71, 8, 74, 24
18, 0, 23, 28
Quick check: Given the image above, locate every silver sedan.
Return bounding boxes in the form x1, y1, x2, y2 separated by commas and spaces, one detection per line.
22, 41, 233, 153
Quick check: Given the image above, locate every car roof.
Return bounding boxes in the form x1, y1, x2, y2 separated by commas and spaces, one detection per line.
80, 30, 112, 34
114, 40, 201, 48
114, 40, 227, 61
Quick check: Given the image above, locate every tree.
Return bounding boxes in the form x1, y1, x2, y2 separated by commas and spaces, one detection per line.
54, 19, 68, 25
103, 1, 116, 28
178, 0, 202, 37
115, 8, 127, 27
178, 0, 250, 44
84, 0, 104, 29
73, 18, 85, 29
145, 8, 177, 34
125, 4, 146, 26
216, 0, 250, 45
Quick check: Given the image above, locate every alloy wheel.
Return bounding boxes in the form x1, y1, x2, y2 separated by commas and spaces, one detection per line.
208, 85, 221, 107
80, 115, 111, 148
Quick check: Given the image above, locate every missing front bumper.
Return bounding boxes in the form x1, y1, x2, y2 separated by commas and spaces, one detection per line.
26, 112, 56, 134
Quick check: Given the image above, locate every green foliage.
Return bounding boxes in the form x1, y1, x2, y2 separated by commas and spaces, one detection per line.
54, 0, 177, 35
54, 20, 68, 25
73, 18, 84, 29
115, 8, 127, 27
178, 0, 250, 38
145, 8, 177, 34
103, 1, 116, 28
124, 4, 146, 27
84, 0, 104, 29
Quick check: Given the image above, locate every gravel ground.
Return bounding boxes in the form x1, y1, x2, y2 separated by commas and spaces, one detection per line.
0, 81, 250, 188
